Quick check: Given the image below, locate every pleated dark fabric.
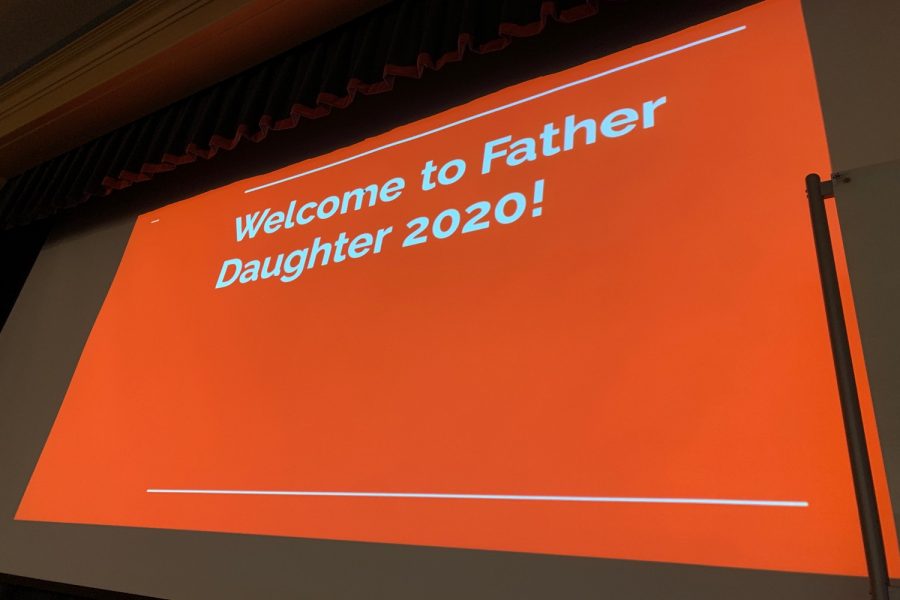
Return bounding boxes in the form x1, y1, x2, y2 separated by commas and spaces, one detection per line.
0, 0, 600, 230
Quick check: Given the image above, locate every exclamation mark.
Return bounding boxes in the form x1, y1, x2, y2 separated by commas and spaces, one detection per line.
532, 178, 544, 217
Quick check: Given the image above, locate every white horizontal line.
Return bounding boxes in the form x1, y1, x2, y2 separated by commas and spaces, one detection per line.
146, 489, 806, 507
150, 218, 160, 223
243, 25, 746, 194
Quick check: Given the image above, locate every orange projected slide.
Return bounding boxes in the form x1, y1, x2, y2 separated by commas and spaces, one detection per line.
17, 0, 900, 576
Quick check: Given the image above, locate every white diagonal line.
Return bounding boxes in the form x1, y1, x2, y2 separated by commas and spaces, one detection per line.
243, 25, 747, 194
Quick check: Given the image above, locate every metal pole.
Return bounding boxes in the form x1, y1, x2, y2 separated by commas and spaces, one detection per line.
805, 173, 891, 599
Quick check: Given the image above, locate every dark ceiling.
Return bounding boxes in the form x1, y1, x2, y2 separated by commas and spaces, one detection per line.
0, 0, 135, 85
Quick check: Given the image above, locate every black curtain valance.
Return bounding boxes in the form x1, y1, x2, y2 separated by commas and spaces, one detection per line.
0, 0, 600, 230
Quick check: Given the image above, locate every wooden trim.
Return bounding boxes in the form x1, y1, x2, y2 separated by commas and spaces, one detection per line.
0, 0, 249, 140
0, 0, 387, 178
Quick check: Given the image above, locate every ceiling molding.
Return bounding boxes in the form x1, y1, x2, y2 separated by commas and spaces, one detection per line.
0, 0, 388, 178
0, 0, 248, 140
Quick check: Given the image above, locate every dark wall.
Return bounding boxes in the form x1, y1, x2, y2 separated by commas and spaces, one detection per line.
0, 224, 47, 334
802, 0, 900, 570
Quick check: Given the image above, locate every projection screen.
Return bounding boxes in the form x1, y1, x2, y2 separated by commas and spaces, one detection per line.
1, 1, 897, 597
